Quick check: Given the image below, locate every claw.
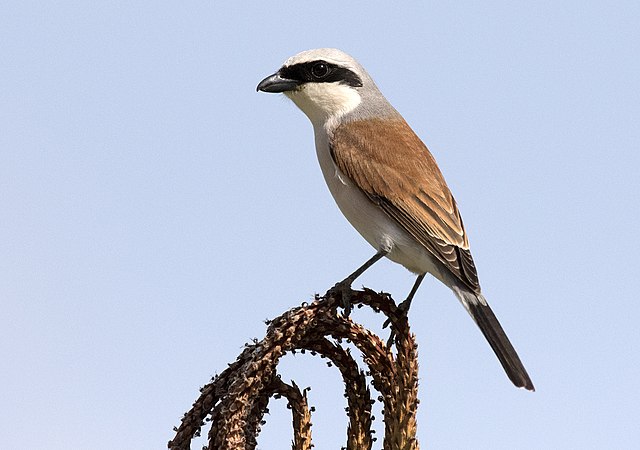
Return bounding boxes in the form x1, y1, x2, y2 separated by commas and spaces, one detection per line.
384, 299, 412, 346
325, 250, 389, 317
396, 299, 412, 315
327, 280, 355, 316
386, 330, 396, 348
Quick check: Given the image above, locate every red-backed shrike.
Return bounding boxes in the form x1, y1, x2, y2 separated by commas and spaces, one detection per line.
258, 48, 534, 391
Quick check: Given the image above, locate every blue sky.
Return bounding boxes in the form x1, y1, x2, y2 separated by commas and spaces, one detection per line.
1, 1, 639, 449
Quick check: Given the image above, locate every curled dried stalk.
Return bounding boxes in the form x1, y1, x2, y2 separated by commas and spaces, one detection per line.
271, 378, 313, 450
243, 375, 313, 450
168, 288, 420, 450
303, 338, 373, 449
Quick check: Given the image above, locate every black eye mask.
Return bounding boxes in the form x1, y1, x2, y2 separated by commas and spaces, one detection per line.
279, 60, 363, 88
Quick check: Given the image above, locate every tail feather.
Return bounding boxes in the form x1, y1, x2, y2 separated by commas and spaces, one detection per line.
458, 291, 535, 391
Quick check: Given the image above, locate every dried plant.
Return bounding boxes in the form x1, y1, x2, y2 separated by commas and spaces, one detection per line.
168, 288, 420, 450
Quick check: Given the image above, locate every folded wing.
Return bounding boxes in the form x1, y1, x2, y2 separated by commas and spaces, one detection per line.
331, 118, 480, 292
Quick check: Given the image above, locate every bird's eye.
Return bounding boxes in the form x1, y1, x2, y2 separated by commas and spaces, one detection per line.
310, 62, 330, 79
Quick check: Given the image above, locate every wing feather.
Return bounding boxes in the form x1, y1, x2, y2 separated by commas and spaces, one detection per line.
331, 118, 481, 292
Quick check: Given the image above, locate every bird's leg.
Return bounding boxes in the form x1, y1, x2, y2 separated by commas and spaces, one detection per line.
385, 273, 426, 346
328, 250, 388, 315
397, 273, 426, 317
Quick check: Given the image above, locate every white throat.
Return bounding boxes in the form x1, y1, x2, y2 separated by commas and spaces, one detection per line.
285, 83, 361, 128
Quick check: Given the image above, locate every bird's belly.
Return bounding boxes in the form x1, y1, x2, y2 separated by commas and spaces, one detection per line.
314, 137, 443, 279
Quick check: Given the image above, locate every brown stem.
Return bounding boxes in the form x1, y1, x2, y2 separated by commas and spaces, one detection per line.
168, 288, 420, 450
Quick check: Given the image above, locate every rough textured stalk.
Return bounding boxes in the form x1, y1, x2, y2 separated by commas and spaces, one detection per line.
168, 288, 420, 450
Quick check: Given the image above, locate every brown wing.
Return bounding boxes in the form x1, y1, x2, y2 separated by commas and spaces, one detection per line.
331, 118, 480, 292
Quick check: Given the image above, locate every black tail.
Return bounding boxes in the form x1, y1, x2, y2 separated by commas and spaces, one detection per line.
467, 300, 535, 391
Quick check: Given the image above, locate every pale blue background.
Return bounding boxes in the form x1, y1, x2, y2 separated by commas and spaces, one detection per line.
2, 2, 639, 449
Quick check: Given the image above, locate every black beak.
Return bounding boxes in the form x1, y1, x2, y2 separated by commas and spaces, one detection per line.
256, 72, 301, 93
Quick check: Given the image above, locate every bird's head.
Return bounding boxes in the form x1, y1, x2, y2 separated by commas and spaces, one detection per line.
257, 48, 389, 126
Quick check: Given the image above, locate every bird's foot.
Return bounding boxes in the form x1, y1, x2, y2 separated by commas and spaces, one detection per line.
383, 298, 411, 328
384, 298, 412, 347
327, 279, 355, 316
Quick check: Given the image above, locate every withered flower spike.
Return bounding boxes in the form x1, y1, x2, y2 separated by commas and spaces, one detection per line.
168, 288, 419, 450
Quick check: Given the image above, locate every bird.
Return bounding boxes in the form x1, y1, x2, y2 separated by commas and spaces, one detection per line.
257, 48, 534, 391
